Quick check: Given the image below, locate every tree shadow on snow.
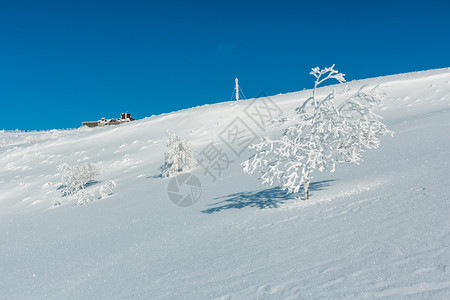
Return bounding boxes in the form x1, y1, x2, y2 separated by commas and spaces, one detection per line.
57, 180, 101, 197
85, 180, 101, 188
147, 174, 162, 179
201, 180, 336, 214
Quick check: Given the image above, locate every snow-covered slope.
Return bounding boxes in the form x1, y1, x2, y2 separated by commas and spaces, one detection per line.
1, 68, 449, 299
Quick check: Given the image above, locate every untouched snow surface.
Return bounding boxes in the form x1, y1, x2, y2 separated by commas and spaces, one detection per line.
1, 68, 450, 299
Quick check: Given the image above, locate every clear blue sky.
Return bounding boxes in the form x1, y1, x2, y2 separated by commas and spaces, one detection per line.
1, 0, 449, 130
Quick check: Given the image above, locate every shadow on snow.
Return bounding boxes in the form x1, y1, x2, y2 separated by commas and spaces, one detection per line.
201, 180, 336, 214
57, 180, 101, 197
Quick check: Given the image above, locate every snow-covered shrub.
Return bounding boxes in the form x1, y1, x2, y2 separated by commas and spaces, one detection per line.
49, 129, 61, 139
160, 130, 197, 178
242, 65, 392, 199
0, 142, 3, 149
57, 162, 101, 204
76, 189, 94, 206
51, 197, 62, 207
99, 180, 117, 198
25, 136, 37, 144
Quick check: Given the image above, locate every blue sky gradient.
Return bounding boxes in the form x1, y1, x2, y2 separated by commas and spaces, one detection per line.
1, 0, 449, 130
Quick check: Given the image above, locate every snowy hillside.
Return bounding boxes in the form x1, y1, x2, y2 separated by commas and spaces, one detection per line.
1, 68, 449, 299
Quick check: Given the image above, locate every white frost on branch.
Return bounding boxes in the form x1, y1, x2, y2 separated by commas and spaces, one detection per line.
160, 130, 197, 178
242, 65, 392, 199
57, 162, 101, 205
25, 136, 37, 144
99, 180, 117, 199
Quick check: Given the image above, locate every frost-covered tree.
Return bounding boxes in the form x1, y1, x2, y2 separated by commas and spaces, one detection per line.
25, 136, 37, 144
99, 180, 117, 199
242, 65, 392, 199
76, 189, 93, 206
51, 197, 62, 207
57, 162, 101, 205
160, 130, 197, 178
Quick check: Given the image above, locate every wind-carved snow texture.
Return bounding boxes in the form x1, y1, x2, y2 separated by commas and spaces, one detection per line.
242, 65, 392, 199
0, 68, 449, 299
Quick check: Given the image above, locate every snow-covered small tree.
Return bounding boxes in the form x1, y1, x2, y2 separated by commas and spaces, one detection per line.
57, 162, 101, 205
99, 180, 117, 199
25, 136, 37, 144
51, 197, 62, 207
76, 189, 94, 206
160, 130, 197, 178
242, 64, 392, 200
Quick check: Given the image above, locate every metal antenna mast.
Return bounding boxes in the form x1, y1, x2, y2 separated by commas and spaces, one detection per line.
235, 77, 239, 101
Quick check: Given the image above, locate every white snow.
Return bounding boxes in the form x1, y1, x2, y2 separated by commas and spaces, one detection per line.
0, 68, 449, 299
